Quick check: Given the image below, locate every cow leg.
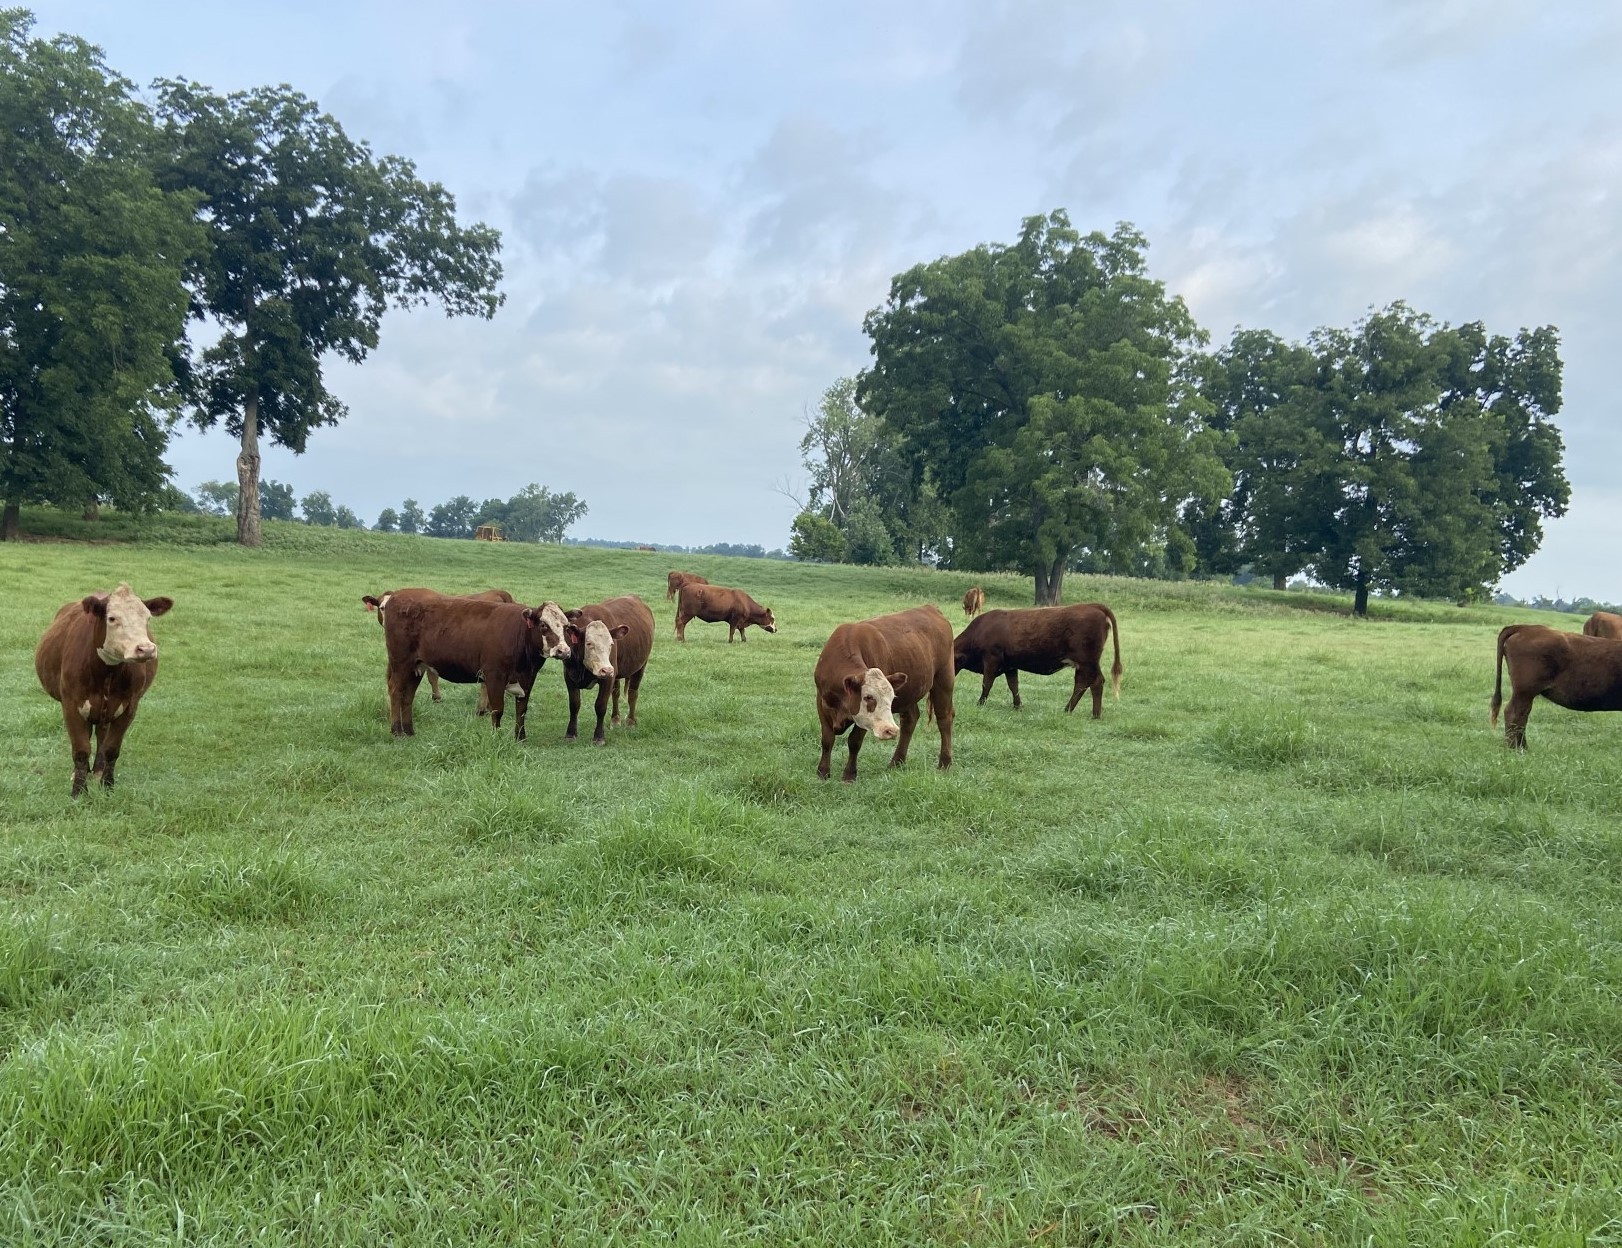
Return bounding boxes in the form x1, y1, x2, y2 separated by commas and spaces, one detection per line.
566, 684, 582, 740
625, 670, 644, 727
1503, 692, 1536, 750
62, 704, 93, 797
1090, 672, 1105, 718
890, 702, 920, 769
592, 680, 610, 745
843, 726, 867, 783
817, 723, 837, 780
512, 680, 531, 742
978, 663, 1000, 706
610, 677, 623, 727
1005, 669, 1022, 710
425, 664, 442, 703
675, 611, 688, 642
388, 665, 422, 736
96, 708, 137, 789
482, 675, 506, 730
931, 685, 955, 770
737, 622, 747, 642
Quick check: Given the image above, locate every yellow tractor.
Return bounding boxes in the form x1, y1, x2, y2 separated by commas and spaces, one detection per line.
475, 523, 505, 542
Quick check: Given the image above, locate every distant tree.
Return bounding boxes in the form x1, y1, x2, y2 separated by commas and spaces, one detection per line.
259, 479, 297, 521
503, 483, 587, 543
0, 12, 202, 540
473, 497, 509, 532
398, 498, 424, 534
427, 494, 478, 538
300, 490, 336, 526
789, 511, 846, 562
154, 81, 504, 547
157, 483, 201, 513
193, 480, 239, 516
842, 499, 898, 566
374, 507, 399, 532
334, 505, 362, 529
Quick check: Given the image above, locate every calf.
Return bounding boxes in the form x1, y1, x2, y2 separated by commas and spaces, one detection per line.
1582, 611, 1622, 640
34, 583, 173, 796
561, 595, 655, 744
372, 590, 571, 738
954, 603, 1122, 715
1491, 624, 1622, 749
676, 582, 776, 642
363, 588, 514, 702
814, 605, 955, 782
666, 570, 708, 600
962, 586, 985, 619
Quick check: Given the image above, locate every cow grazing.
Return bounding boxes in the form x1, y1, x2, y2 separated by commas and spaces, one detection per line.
369, 589, 571, 738
813, 605, 955, 782
363, 588, 514, 702
666, 570, 708, 601
34, 583, 173, 796
962, 586, 985, 619
561, 595, 655, 744
1490, 624, 1622, 749
954, 603, 1122, 715
1582, 611, 1622, 640
675, 582, 776, 642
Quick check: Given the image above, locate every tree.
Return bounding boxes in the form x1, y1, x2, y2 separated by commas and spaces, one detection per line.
334, 504, 362, 529
789, 510, 846, 562
861, 212, 1227, 604
374, 507, 399, 532
427, 494, 478, 538
259, 478, 297, 521
154, 82, 504, 547
0, 12, 202, 540
300, 490, 335, 526
398, 498, 424, 534
193, 479, 239, 516
502, 483, 587, 543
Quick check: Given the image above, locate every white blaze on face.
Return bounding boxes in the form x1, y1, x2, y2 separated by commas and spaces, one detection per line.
761, 609, 777, 632
851, 667, 900, 740
582, 620, 616, 679
96, 584, 158, 664
539, 602, 572, 659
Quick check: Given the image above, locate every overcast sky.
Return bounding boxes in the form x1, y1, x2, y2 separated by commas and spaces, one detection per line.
34, 1, 1622, 599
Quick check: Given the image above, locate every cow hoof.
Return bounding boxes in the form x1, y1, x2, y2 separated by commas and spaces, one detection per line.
592, 738, 607, 747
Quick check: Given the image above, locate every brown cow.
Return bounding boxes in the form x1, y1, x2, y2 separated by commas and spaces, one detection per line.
962, 586, 985, 619
675, 582, 776, 642
34, 583, 173, 796
1582, 611, 1622, 640
1491, 624, 1622, 749
363, 588, 514, 702
371, 589, 571, 738
813, 605, 955, 782
953, 603, 1122, 715
561, 595, 655, 744
666, 570, 708, 601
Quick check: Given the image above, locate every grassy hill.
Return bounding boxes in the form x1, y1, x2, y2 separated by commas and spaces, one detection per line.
2, 519, 1619, 1244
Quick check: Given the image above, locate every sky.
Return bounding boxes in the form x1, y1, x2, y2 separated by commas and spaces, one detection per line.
31, 0, 1622, 600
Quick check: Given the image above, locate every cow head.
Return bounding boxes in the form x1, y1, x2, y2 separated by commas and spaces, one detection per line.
830, 667, 907, 740
84, 583, 172, 665
566, 619, 629, 679
757, 607, 777, 633
522, 601, 573, 660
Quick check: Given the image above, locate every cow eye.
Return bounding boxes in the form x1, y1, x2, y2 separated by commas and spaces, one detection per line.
864, 696, 876, 712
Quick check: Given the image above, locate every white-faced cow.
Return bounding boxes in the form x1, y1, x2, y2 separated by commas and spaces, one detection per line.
1491, 623, 1622, 749
561, 595, 655, 744
953, 602, 1121, 715
813, 605, 954, 782
34, 583, 173, 796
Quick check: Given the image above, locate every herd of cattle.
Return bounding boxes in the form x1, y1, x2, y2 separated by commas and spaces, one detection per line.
27, 576, 1622, 796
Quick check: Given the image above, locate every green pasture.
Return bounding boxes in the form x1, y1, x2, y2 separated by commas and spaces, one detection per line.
2, 517, 1619, 1245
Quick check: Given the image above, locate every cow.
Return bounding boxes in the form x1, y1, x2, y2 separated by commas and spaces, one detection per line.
675, 582, 776, 642
813, 605, 955, 782
666, 570, 708, 601
1490, 624, 1622, 749
369, 589, 571, 738
1582, 611, 1622, 640
560, 595, 655, 744
363, 588, 514, 703
953, 603, 1122, 715
34, 583, 173, 796
962, 586, 985, 619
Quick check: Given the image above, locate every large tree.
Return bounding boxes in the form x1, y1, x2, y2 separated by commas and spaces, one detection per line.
153, 82, 504, 546
861, 211, 1227, 603
0, 11, 200, 539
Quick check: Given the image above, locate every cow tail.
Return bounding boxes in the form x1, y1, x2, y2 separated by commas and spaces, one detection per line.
1490, 625, 1517, 726
1103, 606, 1123, 698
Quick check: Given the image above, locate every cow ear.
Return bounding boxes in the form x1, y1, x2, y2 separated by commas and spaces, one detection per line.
610, 624, 630, 640
565, 625, 583, 646
521, 608, 537, 627
887, 671, 908, 690
144, 597, 174, 617
565, 608, 582, 621
843, 675, 863, 697
81, 595, 107, 617
362, 595, 380, 611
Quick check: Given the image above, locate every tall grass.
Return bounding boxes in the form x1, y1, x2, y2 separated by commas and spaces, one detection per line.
2, 522, 1619, 1245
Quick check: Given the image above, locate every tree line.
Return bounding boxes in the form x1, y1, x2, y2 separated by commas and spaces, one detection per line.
790, 211, 1569, 611
1, 10, 503, 546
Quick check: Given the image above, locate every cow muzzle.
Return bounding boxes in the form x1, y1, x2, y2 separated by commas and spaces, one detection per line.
596, 664, 615, 679
872, 722, 900, 741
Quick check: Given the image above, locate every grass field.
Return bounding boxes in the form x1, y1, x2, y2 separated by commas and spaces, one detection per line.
3, 514, 1620, 1245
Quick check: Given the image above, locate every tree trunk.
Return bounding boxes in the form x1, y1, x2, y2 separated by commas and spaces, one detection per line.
1353, 568, 1369, 617
1, 498, 18, 541
235, 391, 262, 547
1272, 571, 1286, 591
1034, 554, 1067, 606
